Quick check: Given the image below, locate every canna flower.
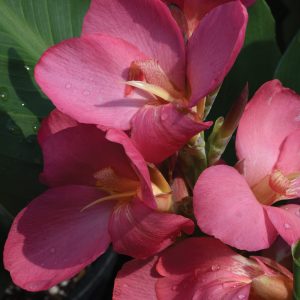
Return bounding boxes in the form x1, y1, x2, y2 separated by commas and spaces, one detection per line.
113, 237, 293, 300
164, 0, 255, 38
4, 110, 193, 291
194, 80, 300, 251
34, 0, 248, 163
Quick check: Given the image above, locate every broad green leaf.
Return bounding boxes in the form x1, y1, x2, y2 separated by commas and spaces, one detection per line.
274, 30, 300, 93
292, 241, 300, 299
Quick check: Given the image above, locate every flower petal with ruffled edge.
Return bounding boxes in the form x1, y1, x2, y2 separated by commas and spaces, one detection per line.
35, 34, 149, 130
130, 103, 212, 163
193, 165, 277, 250
40, 125, 136, 188
236, 80, 300, 187
82, 0, 185, 90
109, 198, 194, 258
187, 1, 248, 106
265, 204, 300, 246
3, 186, 113, 291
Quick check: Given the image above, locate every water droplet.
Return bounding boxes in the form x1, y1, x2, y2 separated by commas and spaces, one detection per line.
284, 207, 289, 210
211, 264, 220, 271
161, 113, 168, 121
171, 285, 178, 291
82, 89, 91, 96
296, 209, 300, 217
65, 82, 72, 89
50, 247, 55, 254
24, 65, 31, 71
0, 87, 9, 101
21, 103, 25, 107
6, 120, 21, 136
123, 284, 128, 288
238, 295, 246, 299
32, 123, 39, 132
284, 223, 291, 229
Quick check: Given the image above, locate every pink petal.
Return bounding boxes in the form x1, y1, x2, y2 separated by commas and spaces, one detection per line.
105, 129, 156, 208
265, 204, 300, 246
37, 109, 78, 146
193, 165, 277, 251
82, 0, 186, 90
113, 256, 160, 300
187, 2, 247, 106
236, 80, 300, 187
35, 34, 149, 130
131, 103, 212, 163
41, 125, 135, 187
275, 129, 300, 174
4, 186, 113, 291
109, 198, 194, 259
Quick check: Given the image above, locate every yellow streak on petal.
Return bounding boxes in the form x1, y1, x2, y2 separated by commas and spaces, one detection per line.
81, 191, 136, 212
125, 80, 174, 102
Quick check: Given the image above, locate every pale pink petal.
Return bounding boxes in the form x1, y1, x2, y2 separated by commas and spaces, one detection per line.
131, 103, 212, 163
106, 129, 156, 208
187, 2, 247, 106
265, 204, 300, 246
4, 186, 113, 291
109, 198, 194, 259
194, 165, 277, 251
275, 129, 300, 174
113, 257, 159, 300
236, 80, 300, 186
35, 34, 149, 130
157, 237, 239, 276
37, 109, 78, 146
41, 125, 135, 187
82, 0, 185, 90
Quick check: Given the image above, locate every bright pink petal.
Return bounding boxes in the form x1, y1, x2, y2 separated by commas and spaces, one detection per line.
82, 0, 185, 90
236, 80, 300, 186
275, 129, 300, 174
193, 165, 277, 251
131, 103, 212, 163
4, 186, 113, 291
187, 2, 247, 106
113, 257, 159, 300
41, 125, 135, 187
265, 204, 300, 246
37, 109, 78, 146
35, 34, 149, 130
109, 198, 194, 259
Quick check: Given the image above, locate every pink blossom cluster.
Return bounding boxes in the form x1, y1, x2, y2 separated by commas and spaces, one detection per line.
3, 0, 299, 299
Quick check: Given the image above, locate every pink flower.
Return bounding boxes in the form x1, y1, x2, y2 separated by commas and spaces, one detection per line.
34, 0, 248, 163
194, 80, 300, 251
113, 237, 293, 300
164, 0, 255, 38
3, 110, 193, 291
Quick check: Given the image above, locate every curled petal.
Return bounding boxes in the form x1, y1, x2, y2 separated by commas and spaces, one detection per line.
265, 204, 300, 246
109, 198, 194, 258
131, 103, 212, 163
82, 0, 185, 90
4, 186, 113, 291
193, 165, 277, 251
236, 80, 300, 186
35, 34, 148, 130
187, 2, 248, 106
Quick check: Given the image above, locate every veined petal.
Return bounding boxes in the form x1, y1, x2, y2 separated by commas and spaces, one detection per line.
82, 0, 186, 90
109, 198, 194, 258
3, 186, 113, 291
266, 204, 300, 246
236, 80, 300, 187
37, 109, 78, 146
193, 165, 277, 251
41, 125, 136, 187
131, 103, 212, 163
35, 34, 149, 130
187, 1, 248, 106
113, 256, 159, 300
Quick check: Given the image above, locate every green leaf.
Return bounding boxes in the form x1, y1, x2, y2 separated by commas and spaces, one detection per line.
274, 30, 300, 93
292, 241, 300, 299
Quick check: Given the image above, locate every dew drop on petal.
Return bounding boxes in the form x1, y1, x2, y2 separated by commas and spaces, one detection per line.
171, 285, 178, 291
211, 264, 220, 271
83, 90, 91, 96
123, 284, 128, 288
50, 247, 56, 254
161, 113, 168, 121
238, 295, 246, 299
295, 209, 300, 217
284, 223, 291, 229
65, 82, 72, 89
